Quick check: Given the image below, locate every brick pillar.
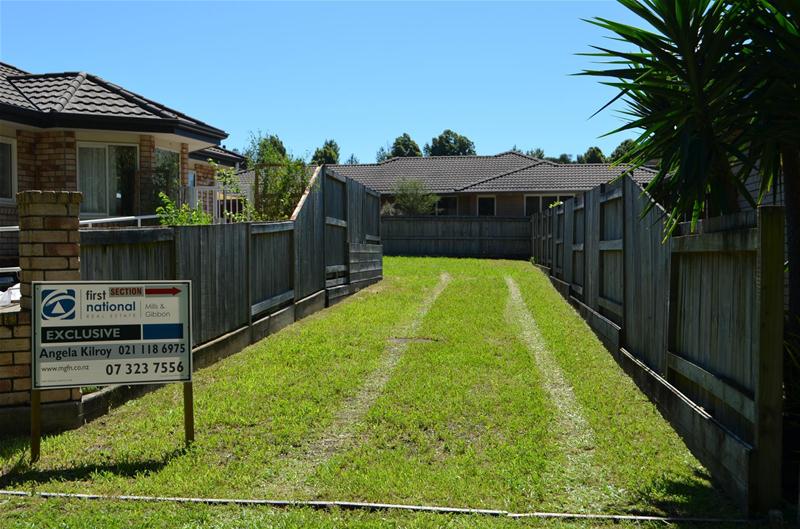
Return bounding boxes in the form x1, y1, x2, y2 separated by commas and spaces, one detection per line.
18, 191, 82, 310
138, 135, 155, 214
180, 143, 189, 187
0, 191, 83, 407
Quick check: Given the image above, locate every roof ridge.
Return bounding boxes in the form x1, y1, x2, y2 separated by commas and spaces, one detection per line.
458, 160, 544, 191
51, 72, 87, 113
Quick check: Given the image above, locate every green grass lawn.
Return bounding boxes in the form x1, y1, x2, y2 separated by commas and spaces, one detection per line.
0, 257, 748, 528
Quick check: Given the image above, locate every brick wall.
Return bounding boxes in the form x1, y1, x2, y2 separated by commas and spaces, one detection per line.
34, 131, 77, 191
0, 130, 60, 266
193, 162, 215, 186
0, 190, 82, 407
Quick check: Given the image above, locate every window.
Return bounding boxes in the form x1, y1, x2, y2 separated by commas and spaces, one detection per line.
78, 143, 138, 216
154, 148, 181, 200
477, 195, 495, 216
542, 195, 559, 209
187, 170, 197, 188
558, 195, 573, 203
524, 195, 540, 216
436, 196, 458, 216
0, 137, 16, 201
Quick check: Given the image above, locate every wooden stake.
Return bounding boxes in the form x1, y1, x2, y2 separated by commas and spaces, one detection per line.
30, 389, 41, 463
183, 381, 194, 446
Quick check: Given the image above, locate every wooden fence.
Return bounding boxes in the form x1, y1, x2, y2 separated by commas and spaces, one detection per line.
381, 216, 531, 259
531, 175, 784, 513
80, 167, 383, 348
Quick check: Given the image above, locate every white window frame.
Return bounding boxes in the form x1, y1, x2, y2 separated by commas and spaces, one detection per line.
477, 194, 496, 217
0, 136, 17, 205
435, 194, 458, 216
77, 141, 139, 217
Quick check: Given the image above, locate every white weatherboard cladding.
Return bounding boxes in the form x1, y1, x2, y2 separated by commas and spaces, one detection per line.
32, 281, 192, 389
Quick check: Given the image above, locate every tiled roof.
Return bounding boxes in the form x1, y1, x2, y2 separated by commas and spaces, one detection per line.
461, 162, 656, 192
190, 145, 246, 166
0, 62, 226, 141
329, 152, 543, 193
330, 152, 654, 194
0, 63, 37, 111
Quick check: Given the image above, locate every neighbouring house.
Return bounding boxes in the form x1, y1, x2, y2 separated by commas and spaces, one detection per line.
330, 151, 656, 217
188, 145, 245, 188
0, 61, 233, 264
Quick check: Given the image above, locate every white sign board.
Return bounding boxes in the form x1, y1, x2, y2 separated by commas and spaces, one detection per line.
32, 281, 192, 389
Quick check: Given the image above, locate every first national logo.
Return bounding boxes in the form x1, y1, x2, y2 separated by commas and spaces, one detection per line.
41, 289, 76, 320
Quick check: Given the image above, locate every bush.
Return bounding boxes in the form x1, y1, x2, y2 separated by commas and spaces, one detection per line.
156, 193, 212, 226
392, 178, 437, 215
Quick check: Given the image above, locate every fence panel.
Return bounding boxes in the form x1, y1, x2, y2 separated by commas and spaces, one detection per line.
293, 172, 326, 300
563, 199, 574, 286
81, 228, 174, 280
623, 177, 670, 372
583, 187, 600, 310
364, 190, 381, 242
381, 216, 531, 259
249, 222, 295, 318
571, 194, 585, 298
346, 177, 365, 244
552, 205, 565, 278
349, 242, 383, 284
599, 182, 624, 324
324, 171, 349, 286
174, 224, 250, 345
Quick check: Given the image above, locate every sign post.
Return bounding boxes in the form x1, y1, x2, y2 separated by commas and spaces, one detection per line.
31, 281, 192, 462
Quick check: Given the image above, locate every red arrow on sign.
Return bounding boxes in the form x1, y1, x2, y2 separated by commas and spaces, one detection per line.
145, 286, 181, 296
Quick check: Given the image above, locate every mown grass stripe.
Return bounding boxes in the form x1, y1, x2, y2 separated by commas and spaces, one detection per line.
268, 273, 452, 497
504, 276, 606, 512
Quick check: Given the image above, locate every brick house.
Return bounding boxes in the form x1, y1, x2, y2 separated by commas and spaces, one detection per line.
0, 62, 240, 264
188, 145, 245, 188
330, 152, 655, 216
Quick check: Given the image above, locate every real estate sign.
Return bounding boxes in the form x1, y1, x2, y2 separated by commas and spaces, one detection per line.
32, 281, 192, 389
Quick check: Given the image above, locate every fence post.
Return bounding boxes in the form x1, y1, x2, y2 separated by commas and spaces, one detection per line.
752, 205, 784, 512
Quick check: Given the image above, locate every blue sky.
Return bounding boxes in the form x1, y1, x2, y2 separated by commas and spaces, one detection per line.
0, 1, 641, 162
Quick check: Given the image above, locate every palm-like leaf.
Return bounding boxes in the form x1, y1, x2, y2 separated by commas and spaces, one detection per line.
580, 0, 756, 231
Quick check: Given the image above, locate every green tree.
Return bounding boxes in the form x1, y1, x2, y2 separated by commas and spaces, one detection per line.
376, 145, 391, 163
244, 132, 286, 161
390, 133, 422, 157
391, 178, 438, 215
311, 139, 340, 165
576, 146, 606, 164
545, 153, 573, 164
344, 153, 359, 165
245, 132, 309, 220
527, 147, 545, 159
510, 146, 546, 159
609, 139, 636, 162
424, 129, 476, 156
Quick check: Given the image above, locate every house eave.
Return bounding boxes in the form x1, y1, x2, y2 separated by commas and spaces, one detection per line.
0, 103, 227, 144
